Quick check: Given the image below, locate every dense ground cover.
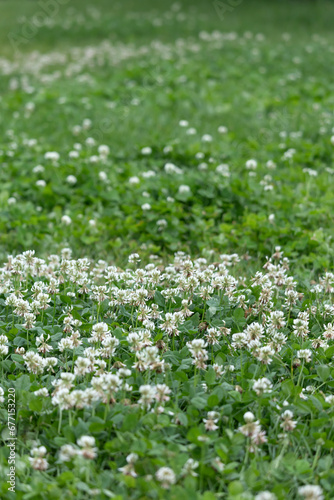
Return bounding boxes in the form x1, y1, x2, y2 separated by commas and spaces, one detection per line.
1, 0, 334, 498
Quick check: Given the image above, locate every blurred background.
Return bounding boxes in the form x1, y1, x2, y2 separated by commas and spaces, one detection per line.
1, 0, 334, 56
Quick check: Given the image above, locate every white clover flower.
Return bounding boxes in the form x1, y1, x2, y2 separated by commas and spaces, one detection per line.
98, 171, 107, 181
118, 452, 139, 477
61, 215, 72, 226
8, 197, 16, 205
128, 253, 140, 264
181, 458, 199, 477
266, 160, 276, 169
202, 134, 213, 142
34, 388, 49, 397
127, 453, 138, 464
253, 377, 273, 396
77, 435, 97, 459
195, 152, 205, 159
142, 170, 156, 178
138, 384, 156, 407
68, 150, 79, 159
141, 147, 152, 155
164, 163, 182, 174
29, 446, 48, 470
77, 435, 96, 448
297, 349, 312, 363
178, 185, 191, 194
98, 145, 110, 156
186, 127, 196, 135
0, 345, 9, 356
33, 165, 44, 173
129, 176, 140, 184
179, 120, 189, 127
72, 125, 81, 135
218, 125, 228, 133
216, 164, 230, 177
155, 467, 176, 489
280, 410, 296, 431
44, 151, 59, 162
157, 219, 167, 228
298, 485, 323, 500
243, 411, 255, 423
59, 444, 77, 462
255, 492, 277, 500
141, 203, 151, 210
212, 457, 225, 472
303, 168, 318, 177
83, 119, 92, 130
245, 159, 257, 169
36, 180, 46, 188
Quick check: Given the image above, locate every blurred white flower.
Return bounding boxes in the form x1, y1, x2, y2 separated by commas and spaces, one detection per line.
44, 151, 59, 162
141, 147, 152, 155
61, 215, 72, 225
66, 175, 77, 185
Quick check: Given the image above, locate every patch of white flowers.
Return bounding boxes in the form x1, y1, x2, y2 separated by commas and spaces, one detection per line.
0, 246, 332, 495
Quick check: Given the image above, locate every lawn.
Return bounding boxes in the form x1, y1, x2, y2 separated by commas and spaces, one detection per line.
1, 0, 334, 499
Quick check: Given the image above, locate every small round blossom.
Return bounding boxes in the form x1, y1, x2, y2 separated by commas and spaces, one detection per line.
181, 458, 199, 477
77, 435, 97, 459
297, 349, 312, 363
141, 147, 152, 155
66, 175, 77, 185
280, 410, 297, 431
98, 145, 110, 156
98, 171, 107, 181
33, 165, 44, 173
156, 219, 167, 228
155, 467, 176, 489
59, 444, 77, 462
245, 159, 257, 170
29, 446, 48, 470
244, 411, 255, 423
44, 151, 59, 162
255, 493, 277, 500
298, 485, 323, 500
253, 378, 273, 396
178, 185, 191, 194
